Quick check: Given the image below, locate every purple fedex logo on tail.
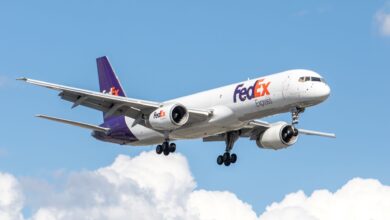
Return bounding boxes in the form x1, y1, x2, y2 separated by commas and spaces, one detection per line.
233, 79, 271, 103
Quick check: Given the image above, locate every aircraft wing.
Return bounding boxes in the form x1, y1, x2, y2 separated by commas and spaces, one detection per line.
19, 78, 211, 123
246, 120, 335, 139
203, 119, 335, 142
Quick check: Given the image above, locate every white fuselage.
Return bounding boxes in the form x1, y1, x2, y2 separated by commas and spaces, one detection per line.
126, 69, 331, 146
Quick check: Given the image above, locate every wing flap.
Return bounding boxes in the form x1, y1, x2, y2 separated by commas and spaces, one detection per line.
203, 133, 225, 142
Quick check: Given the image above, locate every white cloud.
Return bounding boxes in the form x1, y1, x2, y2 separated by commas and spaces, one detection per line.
24, 152, 258, 220
259, 178, 390, 220
186, 190, 258, 220
28, 152, 196, 220
0, 173, 24, 220
0, 151, 390, 220
375, 4, 390, 36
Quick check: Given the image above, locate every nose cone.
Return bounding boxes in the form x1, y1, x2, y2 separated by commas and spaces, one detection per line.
302, 83, 331, 105
319, 84, 331, 101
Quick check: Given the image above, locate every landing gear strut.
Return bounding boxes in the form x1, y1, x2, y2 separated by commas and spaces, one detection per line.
217, 131, 239, 166
156, 140, 176, 156
291, 107, 305, 135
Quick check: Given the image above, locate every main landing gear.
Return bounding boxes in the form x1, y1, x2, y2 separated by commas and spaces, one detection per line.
217, 131, 239, 166
156, 140, 176, 156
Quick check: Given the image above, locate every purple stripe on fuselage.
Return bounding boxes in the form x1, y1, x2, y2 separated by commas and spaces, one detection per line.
92, 116, 138, 145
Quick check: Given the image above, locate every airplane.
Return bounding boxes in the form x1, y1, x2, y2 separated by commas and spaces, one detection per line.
19, 56, 335, 166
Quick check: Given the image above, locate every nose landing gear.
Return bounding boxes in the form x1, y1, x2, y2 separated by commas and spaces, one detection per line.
216, 131, 239, 166
291, 107, 305, 135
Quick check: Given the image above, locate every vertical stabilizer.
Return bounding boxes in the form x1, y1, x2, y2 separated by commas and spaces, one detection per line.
96, 56, 126, 97
97, 56, 127, 122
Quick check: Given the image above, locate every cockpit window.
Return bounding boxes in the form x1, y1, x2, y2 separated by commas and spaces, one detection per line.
298, 76, 326, 83
311, 77, 321, 82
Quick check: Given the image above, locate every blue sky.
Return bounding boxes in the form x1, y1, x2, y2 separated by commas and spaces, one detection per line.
1, 0, 390, 217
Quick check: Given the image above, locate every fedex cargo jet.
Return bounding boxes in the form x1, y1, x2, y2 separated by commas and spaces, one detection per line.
19, 56, 335, 166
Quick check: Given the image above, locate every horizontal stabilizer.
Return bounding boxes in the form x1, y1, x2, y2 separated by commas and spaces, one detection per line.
36, 114, 110, 133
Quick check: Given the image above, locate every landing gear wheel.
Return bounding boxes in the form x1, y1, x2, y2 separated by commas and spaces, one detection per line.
217, 155, 223, 165
156, 145, 163, 154
216, 152, 237, 166
230, 153, 237, 163
223, 152, 231, 166
216, 131, 240, 166
162, 141, 170, 156
169, 143, 176, 153
223, 152, 230, 162
157, 141, 177, 156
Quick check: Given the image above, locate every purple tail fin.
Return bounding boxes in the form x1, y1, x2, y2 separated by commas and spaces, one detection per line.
97, 56, 127, 122
96, 56, 126, 97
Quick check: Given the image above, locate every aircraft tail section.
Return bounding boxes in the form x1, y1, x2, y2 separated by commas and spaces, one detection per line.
97, 56, 127, 122
96, 56, 127, 97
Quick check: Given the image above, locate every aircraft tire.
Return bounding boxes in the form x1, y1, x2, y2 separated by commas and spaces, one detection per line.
223, 152, 230, 162
156, 145, 163, 154
163, 149, 170, 156
230, 154, 237, 163
169, 143, 176, 153
217, 155, 223, 165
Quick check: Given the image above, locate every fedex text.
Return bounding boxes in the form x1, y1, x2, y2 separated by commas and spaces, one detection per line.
153, 110, 166, 119
233, 79, 271, 103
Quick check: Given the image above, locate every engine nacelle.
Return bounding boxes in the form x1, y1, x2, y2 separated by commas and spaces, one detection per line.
148, 103, 189, 131
256, 122, 298, 150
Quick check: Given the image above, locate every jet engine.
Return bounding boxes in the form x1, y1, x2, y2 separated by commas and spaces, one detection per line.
256, 122, 298, 150
148, 103, 189, 130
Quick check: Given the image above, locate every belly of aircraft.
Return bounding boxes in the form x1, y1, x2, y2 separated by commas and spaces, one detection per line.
128, 120, 245, 146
